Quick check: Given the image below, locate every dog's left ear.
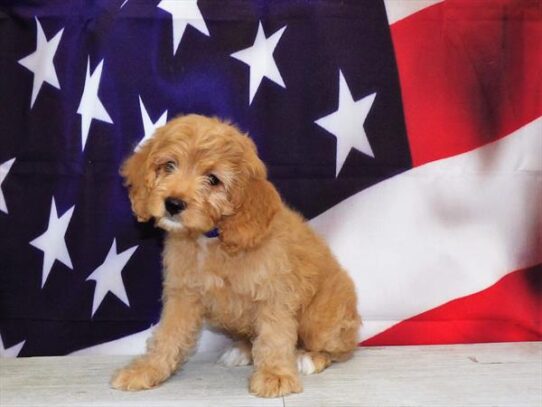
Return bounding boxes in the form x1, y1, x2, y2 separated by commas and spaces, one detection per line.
219, 178, 281, 253
218, 135, 281, 253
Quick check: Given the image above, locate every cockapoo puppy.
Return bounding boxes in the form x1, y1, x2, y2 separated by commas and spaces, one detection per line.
112, 114, 361, 397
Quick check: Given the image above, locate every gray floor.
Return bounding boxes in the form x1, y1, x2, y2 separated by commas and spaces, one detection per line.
1, 342, 541, 407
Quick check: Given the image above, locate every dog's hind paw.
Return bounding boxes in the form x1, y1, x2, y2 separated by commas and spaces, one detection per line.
297, 353, 316, 375
296, 351, 332, 375
217, 342, 252, 367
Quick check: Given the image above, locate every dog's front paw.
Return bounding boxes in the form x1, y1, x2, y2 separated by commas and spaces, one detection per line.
249, 369, 302, 398
111, 360, 170, 391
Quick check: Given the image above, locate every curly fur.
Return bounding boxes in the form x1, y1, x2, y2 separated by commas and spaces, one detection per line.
111, 114, 361, 397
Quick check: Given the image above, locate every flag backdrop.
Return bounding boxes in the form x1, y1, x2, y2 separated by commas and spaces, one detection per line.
0, 0, 540, 357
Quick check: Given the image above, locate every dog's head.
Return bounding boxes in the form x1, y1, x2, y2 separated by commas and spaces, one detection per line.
121, 114, 281, 251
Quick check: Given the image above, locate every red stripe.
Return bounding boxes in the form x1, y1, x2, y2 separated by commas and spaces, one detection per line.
391, 0, 542, 166
362, 265, 542, 346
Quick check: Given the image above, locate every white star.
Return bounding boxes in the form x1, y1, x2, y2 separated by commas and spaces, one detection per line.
17, 17, 64, 109
158, 0, 210, 55
135, 96, 168, 151
86, 239, 137, 317
77, 58, 113, 151
0, 333, 25, 358
315, 70, 377, 177
0, 158, 16, 214
231, 21, 287, 104
30, 197, 74, 288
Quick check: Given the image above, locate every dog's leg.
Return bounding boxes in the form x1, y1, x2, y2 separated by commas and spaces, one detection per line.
111, 292, 203, 391
249, 310, 302, 398
298, 270, 360, 372
217, 339, 253, 367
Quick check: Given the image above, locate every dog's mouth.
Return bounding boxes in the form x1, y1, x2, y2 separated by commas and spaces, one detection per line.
156, 214, 184, 232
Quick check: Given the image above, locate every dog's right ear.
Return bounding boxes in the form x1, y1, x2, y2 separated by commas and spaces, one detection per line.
120, 140, 156, 222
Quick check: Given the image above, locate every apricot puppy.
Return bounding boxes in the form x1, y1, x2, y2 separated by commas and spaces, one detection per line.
112, 114, 361, 397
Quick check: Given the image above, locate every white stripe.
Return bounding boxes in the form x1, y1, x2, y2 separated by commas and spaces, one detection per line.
71, 327, 154, 356
70, 325, 230, 356
311, 117, 542, 341
384, 0, 444, 25
71, 118, 541, 354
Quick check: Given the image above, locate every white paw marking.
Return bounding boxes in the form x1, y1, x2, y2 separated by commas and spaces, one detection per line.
218, 346, 251, 367
297, 354, 316, 375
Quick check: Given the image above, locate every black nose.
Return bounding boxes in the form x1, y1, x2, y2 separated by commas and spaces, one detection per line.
165, 197, 186, 215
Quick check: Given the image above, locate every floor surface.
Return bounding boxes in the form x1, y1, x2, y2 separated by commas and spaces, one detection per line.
1, 342, 541, 406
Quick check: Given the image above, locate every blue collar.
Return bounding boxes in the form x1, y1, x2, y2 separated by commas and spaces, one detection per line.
204, 228, 219, 238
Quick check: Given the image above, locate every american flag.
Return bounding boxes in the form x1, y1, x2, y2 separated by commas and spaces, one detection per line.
0, 0, 540, 358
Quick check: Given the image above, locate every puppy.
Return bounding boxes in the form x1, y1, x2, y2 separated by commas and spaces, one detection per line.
112, 114, 361, 397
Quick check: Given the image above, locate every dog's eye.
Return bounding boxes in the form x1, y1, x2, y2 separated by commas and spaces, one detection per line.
208, 174, 220, 186
163, 161, 176, 173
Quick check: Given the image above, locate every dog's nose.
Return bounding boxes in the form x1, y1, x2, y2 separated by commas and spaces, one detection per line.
165, 197, 186, 215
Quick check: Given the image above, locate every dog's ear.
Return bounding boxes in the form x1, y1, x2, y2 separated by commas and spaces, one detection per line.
240, 136, 267, 180
219, 178, 281, 253
218, 136, 281, 253
120, 140, 156, 222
